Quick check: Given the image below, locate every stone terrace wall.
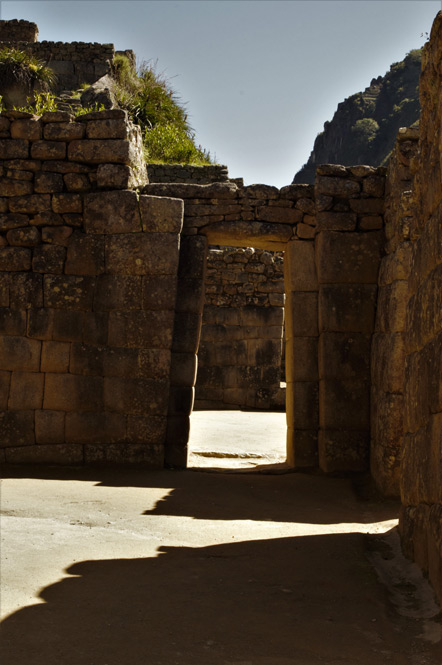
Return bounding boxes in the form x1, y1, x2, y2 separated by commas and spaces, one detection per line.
195, 247, 285, 410
147, 164, 230, 185
370, 128, 418, 496
0, 19, 38, 43
393, 11, 442, 605
0, 108, 182, 466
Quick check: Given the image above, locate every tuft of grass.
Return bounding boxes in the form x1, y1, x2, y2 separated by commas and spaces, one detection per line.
13, 91, 58, 114
112, 54, 213, 165
0, 46, 56, 87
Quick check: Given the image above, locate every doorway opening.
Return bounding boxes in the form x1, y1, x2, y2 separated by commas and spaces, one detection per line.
189, 245, 287, 471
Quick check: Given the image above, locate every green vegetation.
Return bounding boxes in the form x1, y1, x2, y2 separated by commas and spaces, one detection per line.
0, 90, 105, 116
112, 54, 213, 164
0, 46, 56, 87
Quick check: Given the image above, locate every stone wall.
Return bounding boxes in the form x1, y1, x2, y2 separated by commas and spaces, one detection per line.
195, 246, 285, 410
370, 128, 418, 496
0, 19, 38, 43
389, 12, 442, 605
0, 107, 181, 466
147, 164, 230, 184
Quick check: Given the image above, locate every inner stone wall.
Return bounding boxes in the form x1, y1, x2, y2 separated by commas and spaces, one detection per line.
147, 164, 230, 185
195, 246, 285, 410
0, 107, 181, 466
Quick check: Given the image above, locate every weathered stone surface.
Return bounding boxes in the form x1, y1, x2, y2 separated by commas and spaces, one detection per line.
371, 332, 405, 393
319, 333, 371, 380
142, 275, 178, 311
319, 285, 377, 333
65, 412, 126, 444
0, 410, 35, 447
44, 373, 103, 412
96, 164, 137, 190
0, 213, 29, 232
6, 443, 84, 464
0, 335, 40, 371
375, 281, 408, 333
139, 195, 184, 233
0, 139, 29, 159
68, 139, 136, 164
84, 442, 164, 466
41, 225, 73, 245
63, 173, 90, 192
320, 378, 370, 430
9, 273, 43, 310
34, 171, 64, 193
65, 232, 104, 275
256, 207, 303, 224
286, 381, 318, 429
284, 240, 318, 292
0, 309, 26, 336
0, 247, 31, 271
316, 176, 360, 197
170, 352, 197, 387
43, 122, 85, 141
84, 190, 141, 234
316, 231, 383, 284
35, 410, 65, 444
285, 336, 317, 382
104, 376, 169, 416
94, 274, 141, 311
108, 310, 174, 349
319, 429, 369, 472
41, 340, 70, 373
86, 119, 128, 139
105, 233, 179, 275
349, 198, 384, 214
0, 178, 33, 196
32, 245, 66, 274
8, 371, 44, 409
31, 140, 66, 160
316, 211, 357, 231
52, 193, 82, 213
9, 194, 51, 213
44, 275, 95, 310
285, 292, 318, 338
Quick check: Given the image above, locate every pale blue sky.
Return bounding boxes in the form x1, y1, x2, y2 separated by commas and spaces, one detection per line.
1, 0, 440, 186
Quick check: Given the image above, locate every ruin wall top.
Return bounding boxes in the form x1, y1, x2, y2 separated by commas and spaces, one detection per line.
0, 19, 38, 43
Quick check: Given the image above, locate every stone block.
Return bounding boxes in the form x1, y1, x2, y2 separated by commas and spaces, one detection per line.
85, 119, 128, 139
403, 348, 431, 434
0, 410, 34, 447
30, 211, 63, 226
319, 284, 377, 333
286, 381, 318, 429
138, 348, 171, 380
9, 273, 43, 310
285, 336, 317, 382
165, 416, 189, 467
0, 139, 29, 159
43, 275, 95, 310
0, 335, 41, 371
6, 443, 83, 465
359, 216, 383, 230
63, 173, 90, 192
371, 332, 405, 393
104, 376, 169, 416
256, 206, 303, 224
94, 274, 141, 311
378, 244, 412, 286
223, 365, 261, 389
320, 378, 370, 429
319, 332, 371, 380
41, 226, 73, 245
32, 245, 66, 274
107, 309, 173, 349
65, 232, 105, 275
31, 141, 66, 160
316, 211, 357, 231
27, 308, 54, 340
284, 240, 317, 291
43, 373, 104, 411
9, 194, 51, 214
139, 195, 184, 233
0, 247, 31, 271
84, 442, 164, 466
0, 274, 8, 307
82, 312, 109, 346
287, 429, 318, 468
170, 352, 197, 387
96, 164, 137, 190
296, 223, 316, 239
69, 343, 136, 377
8, 371, 44, 409
52, 193, 82, 213
84, 190, 141, 234
35, 410, 65, 444
68, 139, 136, 164
318, 429, 370, 472
0, 370, 10, 409
65, 411, 126, 444
316, 176, 360, 197
178, 235, 207, 280
171, 311, 202, 354
10, 119, 42, 140
375, 281, 408, 333
285, 291, 318, 338
43, 122, 85, 141
127, 415, 167, 444
6, 226, 40, 247
0, 309, 26, 336
168, 386, 195, 416
34, 171, 64, 193
247, 338, 281, 366
240, 305, 284, 327
349, 198, 384, 214
142, 275, 178, 311
316, 231, 383, 284
41, 341, 70, 373
0, 213, 30, 232
0, 178, 33, 196
105, 233, 180, 276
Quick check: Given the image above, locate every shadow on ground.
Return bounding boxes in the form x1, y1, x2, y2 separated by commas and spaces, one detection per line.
0, 465, 399, 525
1, 531, 436, 665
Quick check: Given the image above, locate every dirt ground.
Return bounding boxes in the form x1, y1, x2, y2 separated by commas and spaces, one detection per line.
1, 462, 441, 665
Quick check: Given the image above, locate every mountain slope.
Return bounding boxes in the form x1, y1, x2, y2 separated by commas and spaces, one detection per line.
293, 49, 422, 184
